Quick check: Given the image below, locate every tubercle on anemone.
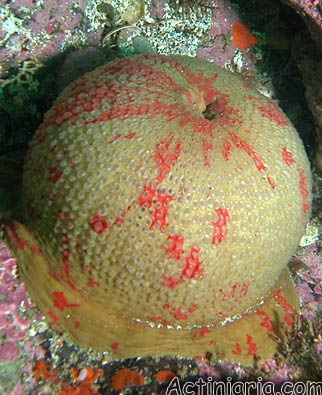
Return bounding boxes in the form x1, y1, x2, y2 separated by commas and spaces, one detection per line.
4, 53, 312, 365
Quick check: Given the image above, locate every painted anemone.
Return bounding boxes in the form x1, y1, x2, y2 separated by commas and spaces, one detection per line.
5, 54, 311, 365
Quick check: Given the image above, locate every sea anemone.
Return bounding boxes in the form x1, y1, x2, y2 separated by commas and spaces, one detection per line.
4, 54, 311, 365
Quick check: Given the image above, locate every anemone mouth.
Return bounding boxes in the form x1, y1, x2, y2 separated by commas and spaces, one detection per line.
184, 91, 222, 121
202, 100, 219, 121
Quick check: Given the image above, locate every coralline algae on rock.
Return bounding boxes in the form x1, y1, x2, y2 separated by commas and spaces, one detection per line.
5, 54, 312, 365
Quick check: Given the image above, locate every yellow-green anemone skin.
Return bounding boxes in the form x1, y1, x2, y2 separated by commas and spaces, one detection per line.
7, 54, 311, 364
